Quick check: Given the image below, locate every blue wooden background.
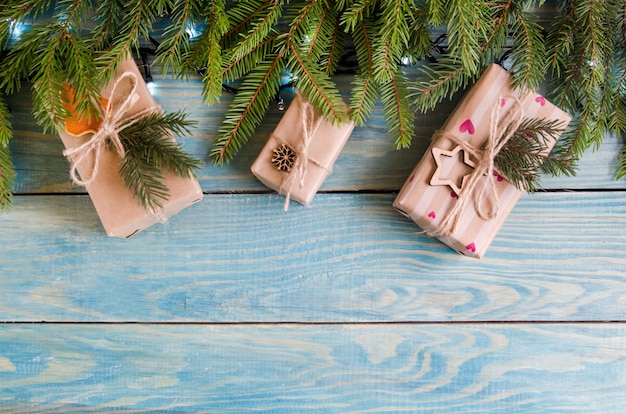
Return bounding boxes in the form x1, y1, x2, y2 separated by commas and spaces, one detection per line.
1, 55, 625, 412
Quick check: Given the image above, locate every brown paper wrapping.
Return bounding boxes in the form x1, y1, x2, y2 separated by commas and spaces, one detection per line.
58, 58, 203, 238
393, 64, 571, 258
251, 93, 355, 207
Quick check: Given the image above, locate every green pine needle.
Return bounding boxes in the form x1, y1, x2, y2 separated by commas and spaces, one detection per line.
380, 71, 414, 149
118, 110, 200, 211
0, 96, 14, 211
211, 54, 285, 164
496, 117, 576, 193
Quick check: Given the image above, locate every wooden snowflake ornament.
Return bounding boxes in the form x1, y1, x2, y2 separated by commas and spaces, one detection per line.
271, 144, 298, 172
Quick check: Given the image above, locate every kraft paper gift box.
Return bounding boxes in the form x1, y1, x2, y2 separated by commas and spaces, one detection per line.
251, 93, 355, 208
58, 57, 203, 238
393, 64, 571, 258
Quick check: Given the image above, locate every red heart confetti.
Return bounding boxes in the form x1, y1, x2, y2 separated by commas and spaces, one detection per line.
428, 211, 436, 219
500, 98, 506, 107
408, 174, 414, 183
459, 119, 475, 135
450, 191, 458, 198
466, 242, 476, 253
535, 96, 546, 106
493, 171, 504, 182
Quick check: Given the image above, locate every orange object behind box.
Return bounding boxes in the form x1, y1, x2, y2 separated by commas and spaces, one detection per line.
393, 64, 571, 258
57, 58, 203, 238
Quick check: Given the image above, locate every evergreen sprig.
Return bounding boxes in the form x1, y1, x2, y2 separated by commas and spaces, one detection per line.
496, 117, 576, 193
118, 110, 200, 212
0, 96, 14, 210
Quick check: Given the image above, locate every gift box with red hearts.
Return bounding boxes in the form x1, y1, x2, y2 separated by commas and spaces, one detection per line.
393, 64, 571, 258
57, 57, 203, 238
251, 92, 354, 210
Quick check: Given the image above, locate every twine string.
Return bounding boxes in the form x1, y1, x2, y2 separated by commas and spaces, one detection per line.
426, 94, 527, 238
278, 96, 324, 211
63, 71, 159, 187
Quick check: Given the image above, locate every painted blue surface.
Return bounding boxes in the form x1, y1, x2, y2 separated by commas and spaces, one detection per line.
1, 54, 625, 412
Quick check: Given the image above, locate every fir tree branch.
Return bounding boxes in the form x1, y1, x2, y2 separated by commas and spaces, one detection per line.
508, 7, 546, 90
495, 117, 575, 192
91, 0, 124, 50
342, 0, 377, 32
222, 0, 273, 49
380, 71, 414, 148
350, 73, 378, 127
95, 0, 156, 84
349, 17, 378, 126
221, 33, 283, 81
322, 6, 345, 75
0, 96, 14, 211
199, 0, 228, 104
446, 0, 489, 75
617, 142, 626, 180
211, 54, 285, 164
230, 0, 282, 60
155, 0, 196, 75
428, 0, 447, 26
118, 110, 200, 211
410, 61, 469, 112
371, 0, 411, 84
287, 43, 348, 124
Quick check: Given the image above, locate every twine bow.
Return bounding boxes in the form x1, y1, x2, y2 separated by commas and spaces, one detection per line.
63, 71, 158, 186
427, 94, 527, 238
277, 94, 324, 211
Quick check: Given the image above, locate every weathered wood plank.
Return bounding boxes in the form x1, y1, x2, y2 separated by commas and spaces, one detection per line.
1, 192, 625, 323
0, 323, 624, 413
6, 75, 625, 195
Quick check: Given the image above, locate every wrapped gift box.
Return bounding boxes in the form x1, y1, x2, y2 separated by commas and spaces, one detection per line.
393, 64, 571, 258
251, 93, 354, 208
58, 57, 203, 238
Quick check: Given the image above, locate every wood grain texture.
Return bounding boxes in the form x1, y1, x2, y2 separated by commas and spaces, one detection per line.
0, 323, 625, 413
1, 192, 625, 323
3, 21, 626, 412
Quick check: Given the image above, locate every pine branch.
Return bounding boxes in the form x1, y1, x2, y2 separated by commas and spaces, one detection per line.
495, 117, 575, 192
95, 0, 156, 85
222, 0, 274, 49
155, 0, 197, 76
211, 54, 285, 164
617, 142, 626, 180
0, 96, 14, 211
350, 72, 378, 127
341, 0, 377, 32
348, 16, 378, 126
230, 0, 282, 60
409, 60, 471, 112
371, 0, 412, 84
91, 0, 124, 50
428, 0, 447, 26
508, 7, 546, 90
446, 0, 489, 75
199, 0, 229, 104
287, 43, 348, 124
322, 5, 345, 75
406, 2, 433, 59
380, 71, 414, 148
409, 0, 510, 112
221, 33, 283, 81
118, 110, 200, 211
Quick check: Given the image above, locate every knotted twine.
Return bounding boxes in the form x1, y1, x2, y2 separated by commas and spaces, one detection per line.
426, 94, 528, 239
63, 71, 159, 187
276, 95, 326, 211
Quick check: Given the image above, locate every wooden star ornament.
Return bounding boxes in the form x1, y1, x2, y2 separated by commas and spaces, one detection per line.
430, 145, 477, 195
